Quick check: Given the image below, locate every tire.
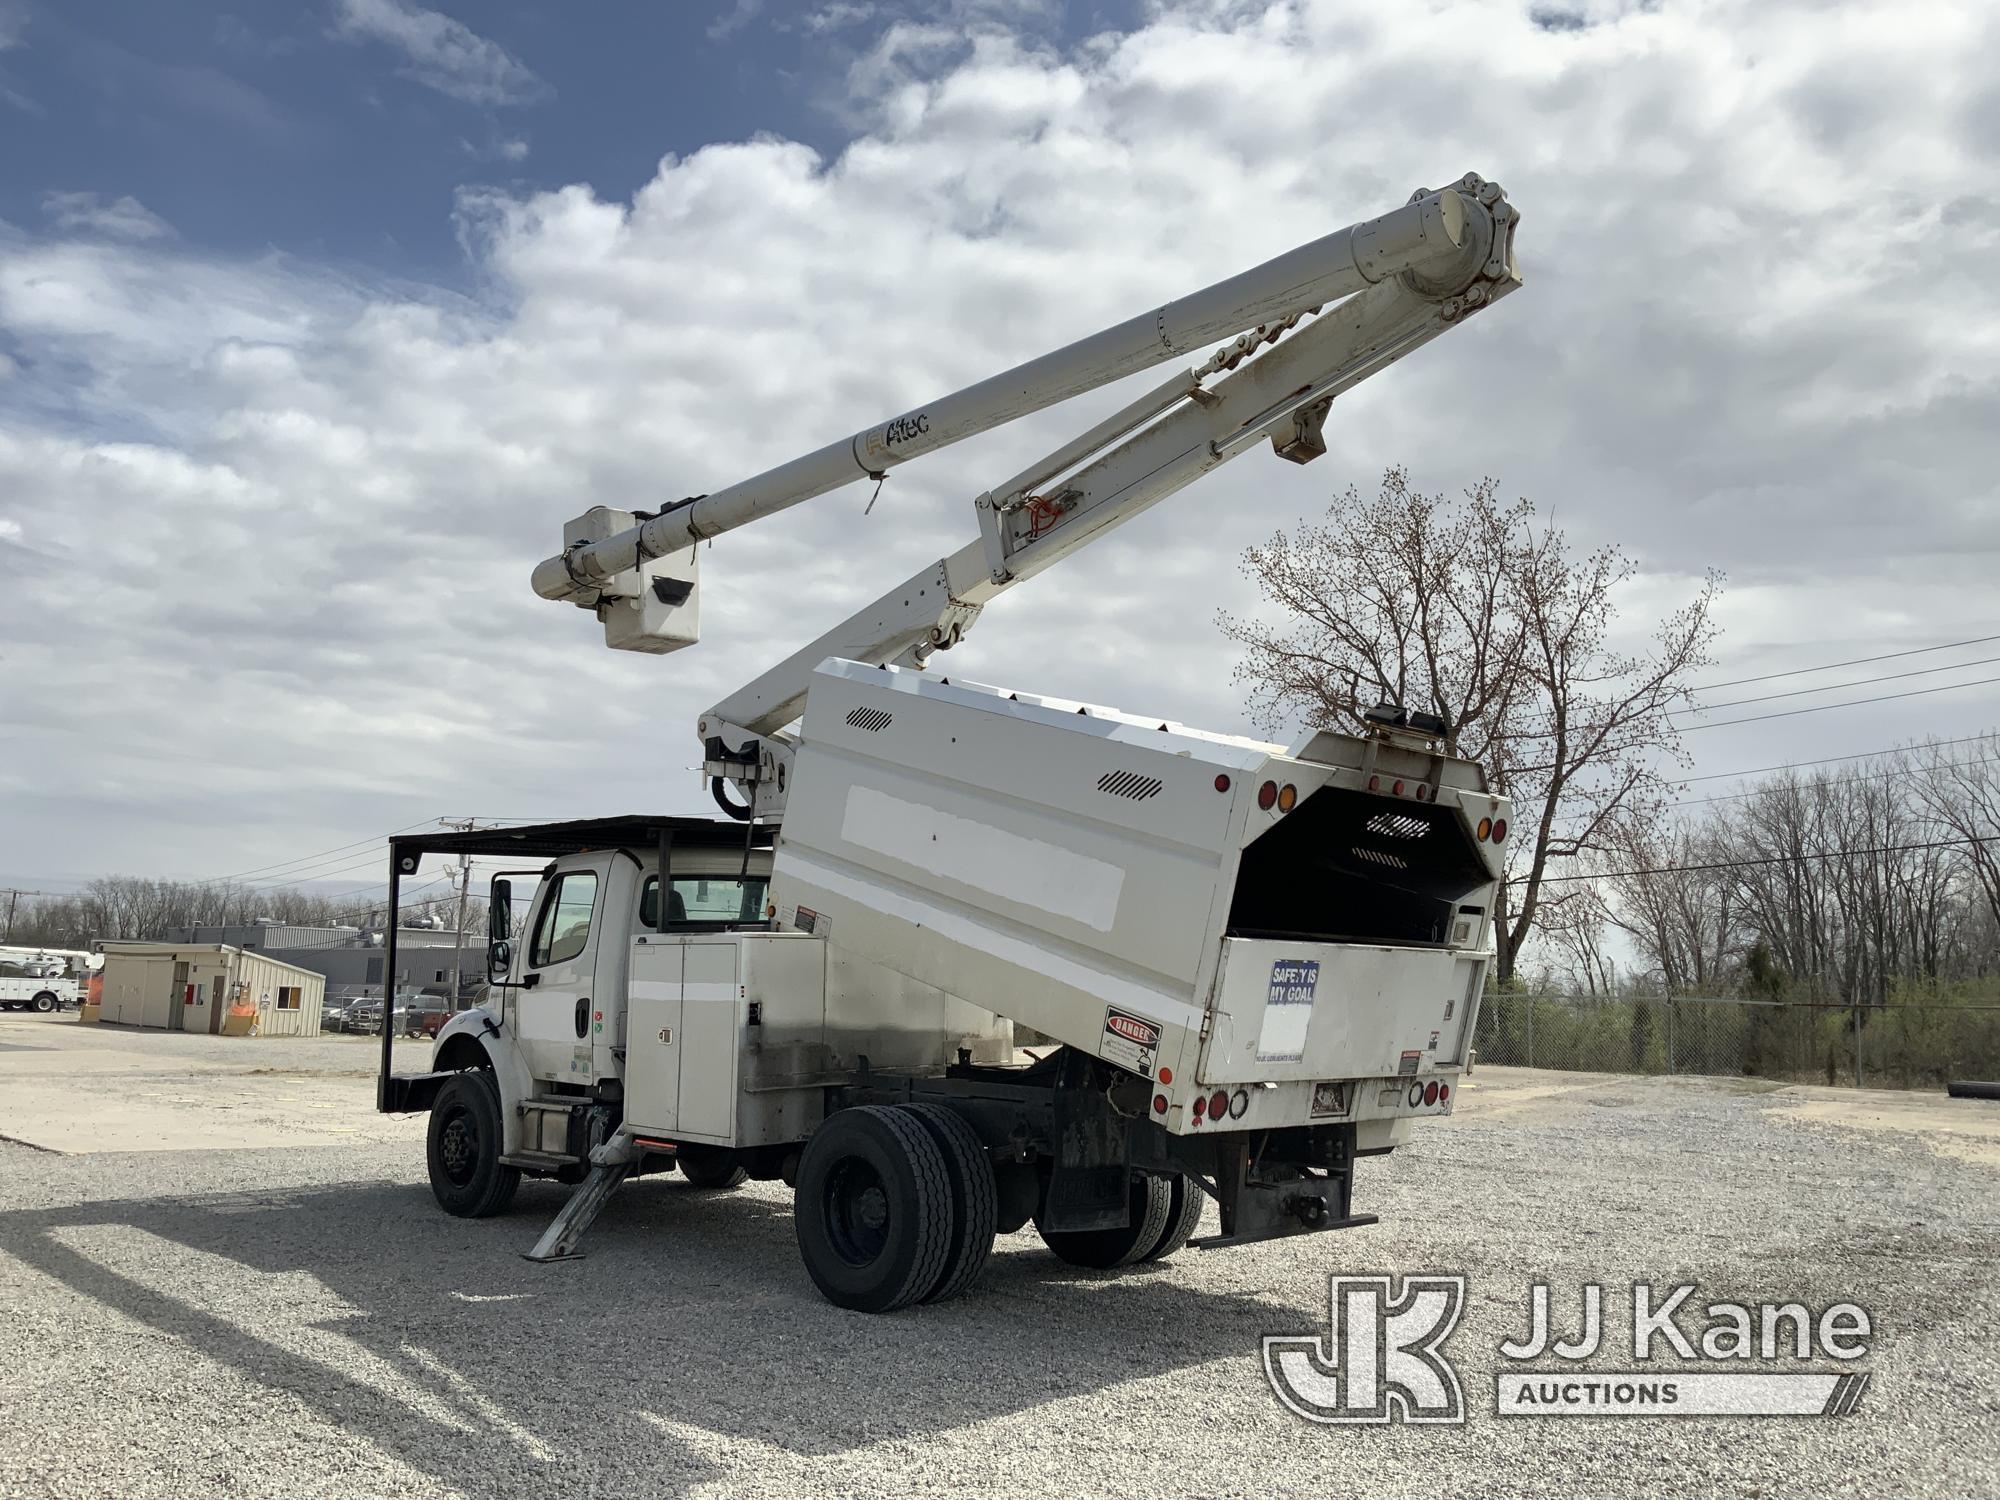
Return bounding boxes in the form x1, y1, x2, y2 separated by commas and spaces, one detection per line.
794, 1105, 953, 1313
32, 992, 58, 1014
1037, 1173, 1175, 1270
1138, 1173, 1205, 1262
427, 1071, 521, 1218
899, 1103, 997, 1304
677, 1145, 749, 1190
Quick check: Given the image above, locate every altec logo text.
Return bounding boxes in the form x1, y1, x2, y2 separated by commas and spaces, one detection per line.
1265, 1276, 1873, 1423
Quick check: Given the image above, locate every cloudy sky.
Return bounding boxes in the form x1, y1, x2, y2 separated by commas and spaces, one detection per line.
1, 0, 1996, 906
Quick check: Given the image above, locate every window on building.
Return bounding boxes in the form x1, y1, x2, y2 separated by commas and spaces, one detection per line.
275, 986, 302, 1011
366, 957, 384, 984
530, 871, 598, 967
435, 969, 446, 983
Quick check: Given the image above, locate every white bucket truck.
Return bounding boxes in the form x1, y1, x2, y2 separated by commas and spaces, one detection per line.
378, 174, 1522, 1311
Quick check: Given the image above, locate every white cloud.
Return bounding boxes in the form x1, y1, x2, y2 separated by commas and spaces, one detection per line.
331, 0, 549, 106
3, 0, 1999, 883
707, 0, 763, 44
41, 191, 175, 241
459, 132, 530, 163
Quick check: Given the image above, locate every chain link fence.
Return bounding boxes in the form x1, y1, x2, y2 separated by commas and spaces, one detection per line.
1472, 992, 2000, 1089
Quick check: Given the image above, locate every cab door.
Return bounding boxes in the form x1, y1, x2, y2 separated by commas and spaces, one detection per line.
516, 862, 606, 1083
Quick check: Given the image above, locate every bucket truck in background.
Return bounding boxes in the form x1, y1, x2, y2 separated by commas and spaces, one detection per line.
379, 174, 1523, 1311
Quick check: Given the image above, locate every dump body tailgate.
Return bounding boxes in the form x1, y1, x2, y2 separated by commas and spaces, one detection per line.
1197, 937, 1485, 1085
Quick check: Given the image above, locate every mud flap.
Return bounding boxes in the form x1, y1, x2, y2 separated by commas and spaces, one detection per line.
1041, 1049, 1138, 1233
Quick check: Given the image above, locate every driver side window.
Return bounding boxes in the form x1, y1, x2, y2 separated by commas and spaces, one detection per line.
529, 872, 599, 968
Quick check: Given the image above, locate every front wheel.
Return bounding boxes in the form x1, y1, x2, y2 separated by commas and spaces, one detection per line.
31, 992, 58, 1014
427, 1071, 521, 1218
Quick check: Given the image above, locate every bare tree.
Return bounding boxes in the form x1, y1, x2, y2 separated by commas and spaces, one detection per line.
1908, 736, 2000, 943
1600, 817, 1734, 995
1220, 466, 1721, 981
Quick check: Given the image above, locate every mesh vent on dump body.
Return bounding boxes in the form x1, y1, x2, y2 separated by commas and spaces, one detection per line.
845, 707, 894, 732
1096, 770, 1165, 801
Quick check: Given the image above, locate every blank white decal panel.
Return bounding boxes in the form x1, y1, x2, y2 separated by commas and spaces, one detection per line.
841, 785, 1124, 932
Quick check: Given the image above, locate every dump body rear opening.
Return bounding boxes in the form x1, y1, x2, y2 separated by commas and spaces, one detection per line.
1228, 786, 1491, 946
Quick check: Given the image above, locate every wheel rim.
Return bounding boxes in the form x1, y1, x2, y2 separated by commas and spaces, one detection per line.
438, 1109, 478, 1186
822, 1158, 891, 1267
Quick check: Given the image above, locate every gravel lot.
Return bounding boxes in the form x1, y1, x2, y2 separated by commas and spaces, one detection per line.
1, 1013, 1995, 1499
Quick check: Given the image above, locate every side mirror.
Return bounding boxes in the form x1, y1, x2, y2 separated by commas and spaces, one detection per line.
489, 878, 512, 941
487, 938, 513, 982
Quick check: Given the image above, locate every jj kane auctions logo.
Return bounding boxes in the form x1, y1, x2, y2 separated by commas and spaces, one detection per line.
1265, 1276, 1872, 1423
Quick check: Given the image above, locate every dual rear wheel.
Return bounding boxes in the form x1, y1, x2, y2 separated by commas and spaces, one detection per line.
1035, 1170, 1204, 1268
794, 1103, 1206, 1311
794, 1104, 992, 1313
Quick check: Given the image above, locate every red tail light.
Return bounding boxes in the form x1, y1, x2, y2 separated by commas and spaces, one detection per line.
1257, 780, 1278, 810
1438, 1082, 1451, 1102
1152, 1093, 1168, 1115
1423, 1081, 1439, 1106
1192, 1094, 1207, 1118
1492, 818, 1509, 843
1209, 1090, 1229, 1120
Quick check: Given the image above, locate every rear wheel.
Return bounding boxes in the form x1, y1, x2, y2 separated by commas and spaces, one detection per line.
32, 992, 58, 1014
1037, 1173, 1174, 1269
677, 1145, 749, 1190
899, 1103, 996, 1304
794, 1106, 952, 1313
427, 1071, 521, 1218
1138, 1173, 1205, 1261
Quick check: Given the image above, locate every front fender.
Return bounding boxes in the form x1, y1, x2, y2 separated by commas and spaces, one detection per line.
431, 1007, 536, 1156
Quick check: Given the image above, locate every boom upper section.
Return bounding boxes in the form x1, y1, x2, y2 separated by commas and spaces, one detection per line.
529, 172, 1522, 819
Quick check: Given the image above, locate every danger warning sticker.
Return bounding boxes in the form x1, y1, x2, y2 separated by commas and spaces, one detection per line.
1100, 1006, 1161, 1075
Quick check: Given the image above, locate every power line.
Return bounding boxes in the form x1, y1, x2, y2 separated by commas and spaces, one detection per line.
203, 821, 440, 886
1534, 834, 1996, 885
1692, 632, 2000, 693
1676, 673, 2000, 733
1683, 654, 2000, 716
1665, 754, 2000, 811
1676, 732, 1997, 785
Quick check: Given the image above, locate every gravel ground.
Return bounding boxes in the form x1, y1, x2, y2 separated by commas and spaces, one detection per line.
0, 1051, 1994, 1499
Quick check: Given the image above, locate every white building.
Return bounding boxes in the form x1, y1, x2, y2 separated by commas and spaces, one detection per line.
96, 942, 326, 1037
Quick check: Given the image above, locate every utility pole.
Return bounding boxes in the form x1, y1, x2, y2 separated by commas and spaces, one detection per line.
437, 821, 477, 1010
1, 889, 39, 943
